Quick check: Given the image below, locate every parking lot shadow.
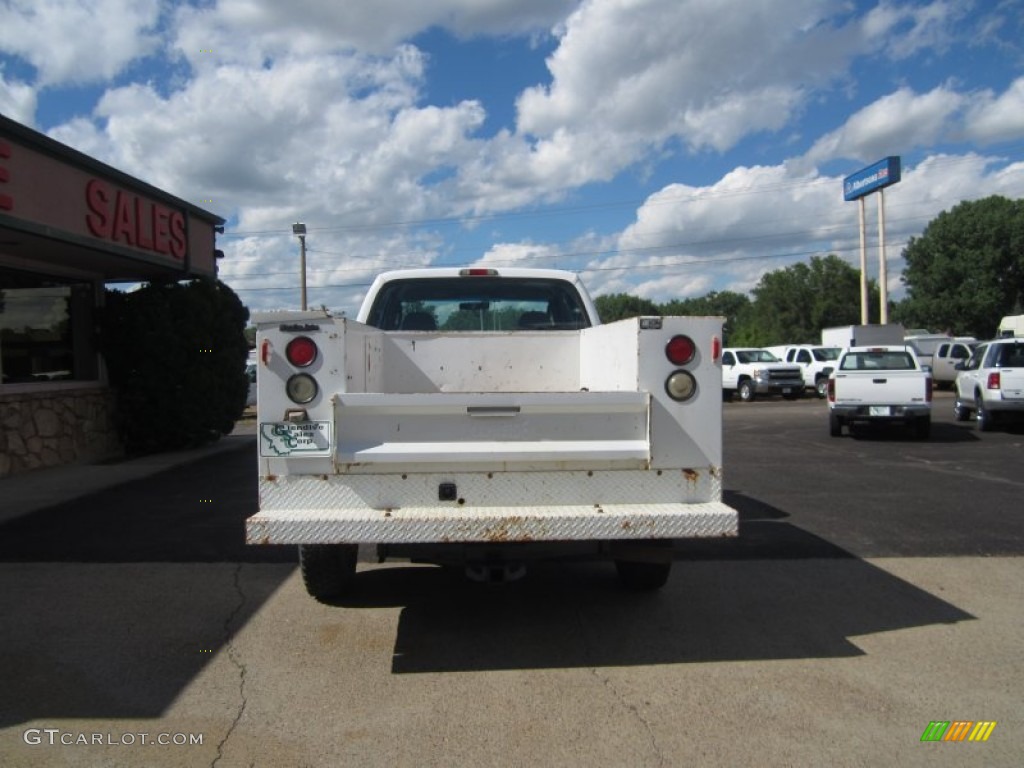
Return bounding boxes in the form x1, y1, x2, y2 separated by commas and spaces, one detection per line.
0, 438, 294, 563
0, 439, 295, 728
318, 507, 973, 674
365, 547, 973, 673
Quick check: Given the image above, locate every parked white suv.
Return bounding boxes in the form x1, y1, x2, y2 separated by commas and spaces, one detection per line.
721, 348, 804, 402
953, 339, 1024, 431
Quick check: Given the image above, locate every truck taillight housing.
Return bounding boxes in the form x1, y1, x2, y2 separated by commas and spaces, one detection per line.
827, 378, 835, 402
286, 336, 318, 367
987, 372, 1001, 390
926, 377, 933, 402
665, 335, 696, 365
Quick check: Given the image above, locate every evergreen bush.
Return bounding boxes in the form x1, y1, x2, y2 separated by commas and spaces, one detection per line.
101, 278, 250, 454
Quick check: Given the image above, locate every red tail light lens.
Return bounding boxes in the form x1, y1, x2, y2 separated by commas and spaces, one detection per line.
987, 372, 1001, 390
665, 335, 696, 365
286, 336, 318, 367
711, 335, 721, 362
827, 378, 835, 402
926, 377, 933, 402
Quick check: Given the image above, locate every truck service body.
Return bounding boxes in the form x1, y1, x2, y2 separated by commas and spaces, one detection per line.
247, 268, 738, 597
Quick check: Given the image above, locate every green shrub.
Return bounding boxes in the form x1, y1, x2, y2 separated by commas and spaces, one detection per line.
101, 278, 250, 454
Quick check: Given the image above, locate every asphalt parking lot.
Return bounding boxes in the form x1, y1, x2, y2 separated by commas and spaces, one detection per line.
1, 392, 1021, 767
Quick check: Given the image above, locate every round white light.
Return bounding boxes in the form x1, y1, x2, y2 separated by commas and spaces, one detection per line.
665, 371, 697, 402
286, 373, 318, 404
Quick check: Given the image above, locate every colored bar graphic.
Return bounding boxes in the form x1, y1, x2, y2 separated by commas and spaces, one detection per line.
944, 721, 973, 741
921, 720, 996, 742
969, 722, 997, 742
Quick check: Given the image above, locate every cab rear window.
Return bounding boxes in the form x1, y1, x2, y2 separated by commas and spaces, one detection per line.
364, 277, 592, 331
840, 351, 916, 371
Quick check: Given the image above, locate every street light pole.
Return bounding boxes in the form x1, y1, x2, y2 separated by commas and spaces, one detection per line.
292, 222, 307, 310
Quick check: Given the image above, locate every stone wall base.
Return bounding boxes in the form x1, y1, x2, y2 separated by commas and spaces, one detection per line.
0, 387, 123, 477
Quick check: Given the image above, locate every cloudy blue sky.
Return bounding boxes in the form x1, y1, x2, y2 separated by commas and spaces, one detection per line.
2, 0, 1023, 314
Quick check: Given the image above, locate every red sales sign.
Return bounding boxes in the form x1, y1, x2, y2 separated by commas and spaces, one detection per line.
85, 178, 187, 260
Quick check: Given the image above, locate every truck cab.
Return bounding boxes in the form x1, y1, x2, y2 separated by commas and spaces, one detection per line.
931, 339, 977, 388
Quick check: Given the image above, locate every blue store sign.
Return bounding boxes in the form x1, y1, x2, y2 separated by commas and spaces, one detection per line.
843, 156, 901, 201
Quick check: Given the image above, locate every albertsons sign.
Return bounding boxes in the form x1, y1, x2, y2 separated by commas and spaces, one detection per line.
843, 156, 901, 201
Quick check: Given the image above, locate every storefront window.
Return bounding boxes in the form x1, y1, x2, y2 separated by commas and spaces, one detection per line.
0, 269, 98, 384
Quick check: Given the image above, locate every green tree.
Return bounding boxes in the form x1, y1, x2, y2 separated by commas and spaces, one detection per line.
732, 255, 876, 346
594, 293, 659, 323
661, 290, 752, 344
897, 195, 1024, 338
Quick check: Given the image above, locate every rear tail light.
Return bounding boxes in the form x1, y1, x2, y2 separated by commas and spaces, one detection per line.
286, 374, 318, 404
926, 377, 933, 402
286, 336, 318, 367
711, 335, 721, 362
665, 371, 697, 402
665, 335, 696, 365
987, 372, 1001, 390
827, 378, 835, 402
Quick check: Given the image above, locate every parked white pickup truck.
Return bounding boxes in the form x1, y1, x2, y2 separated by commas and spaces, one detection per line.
930, 338, 976, 388
827, 346, 932, 438
247, 267, 738, 599
764, 344, 840, 398
721, 348, 804, 401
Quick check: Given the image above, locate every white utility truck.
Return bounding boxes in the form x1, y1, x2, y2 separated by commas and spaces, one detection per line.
247, 268, 738, 599
827, 345, 932, 439
821, 324, 905, 350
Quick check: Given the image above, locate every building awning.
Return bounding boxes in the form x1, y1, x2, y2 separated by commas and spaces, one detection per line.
0, 114, 224, 282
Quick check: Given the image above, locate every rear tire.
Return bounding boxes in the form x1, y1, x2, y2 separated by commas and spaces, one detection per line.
615, 560, 672, 591
953, 398, 971, 422
829, 412, 843, 437
299, 544, 358, 601
975, 393, 994, 432
913, 416, 931, 440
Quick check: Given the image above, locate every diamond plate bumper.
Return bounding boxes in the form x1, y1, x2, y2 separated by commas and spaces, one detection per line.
247, 501, 737, 545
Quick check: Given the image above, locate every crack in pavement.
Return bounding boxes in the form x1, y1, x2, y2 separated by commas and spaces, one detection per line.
212, 563, 249, 768
566, 576, 668, 767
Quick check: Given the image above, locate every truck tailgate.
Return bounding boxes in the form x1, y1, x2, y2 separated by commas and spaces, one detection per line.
999, 368, 1024, 399
832, 371, 928, 404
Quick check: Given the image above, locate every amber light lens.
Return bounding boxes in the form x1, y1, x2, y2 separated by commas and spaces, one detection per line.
665, 335, 696, 365
286, 336, 318, 367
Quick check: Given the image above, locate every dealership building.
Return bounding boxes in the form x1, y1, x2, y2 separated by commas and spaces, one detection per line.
0, 114, 224, 476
